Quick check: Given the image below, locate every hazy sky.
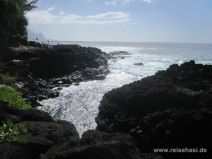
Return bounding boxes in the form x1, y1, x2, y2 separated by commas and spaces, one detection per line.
27, 0, 212, 43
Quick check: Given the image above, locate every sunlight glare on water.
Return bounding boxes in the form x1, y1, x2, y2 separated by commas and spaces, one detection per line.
39, 42, 212, 136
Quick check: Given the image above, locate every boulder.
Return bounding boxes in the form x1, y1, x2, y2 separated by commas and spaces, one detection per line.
0, 101, 80, 158
0, 101, 54, 123
24, 120, 79, 146
109, 51, 131, 61
134, 63, 144, 66
0, 143, 40, 159
109, 51, 131, 56
96, 61, 212, 155
1, 45, 109, 107
20, 46, 108, 79
42, 130, 146, 159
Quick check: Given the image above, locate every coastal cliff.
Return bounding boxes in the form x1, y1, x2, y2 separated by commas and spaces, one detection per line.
1, 45, 109, 107
1, 0, 211, 158
1, 55, 212, 159
1, 45, 149, 159
96, 60, 212, 158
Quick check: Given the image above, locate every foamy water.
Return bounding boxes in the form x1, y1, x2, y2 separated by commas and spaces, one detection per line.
38, 42, 212, 136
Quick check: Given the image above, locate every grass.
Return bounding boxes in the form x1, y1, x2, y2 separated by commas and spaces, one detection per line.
0, 122, 28, 143
0, 73, 15, 85
0, 72, 29, 144
0, 85, 31, 110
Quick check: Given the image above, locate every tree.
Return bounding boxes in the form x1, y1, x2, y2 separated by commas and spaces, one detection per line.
0, 0, 37, 48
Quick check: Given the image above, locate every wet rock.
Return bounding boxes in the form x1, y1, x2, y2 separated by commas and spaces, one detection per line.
109, 51, 130, 56
0, 101, 80, 158
0, 143, 40, 159
0, 109, 21, 124
56, 120, 79, 139
25, 121, 79, 145
134, 63, 144, 66
1, 45, 109, 107
42, 130, 144, 159
109, 51, 131, 61
96, 61, 212, 155
20, 109, 54, 122
23, 46, 108, 79
0, 101, 54, 123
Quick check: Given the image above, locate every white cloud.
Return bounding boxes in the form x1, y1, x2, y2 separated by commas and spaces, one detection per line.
47, 6, 55, 11
105, 0, 155, 6
142, 0, 154, 4
59, 11, 65, 15
26, 8, 130, 25
105, 0, 119, 6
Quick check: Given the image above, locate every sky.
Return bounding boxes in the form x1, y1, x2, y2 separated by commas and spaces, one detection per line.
26, 0, 212, 43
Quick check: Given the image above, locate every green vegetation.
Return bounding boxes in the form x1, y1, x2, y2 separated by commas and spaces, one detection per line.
0, 85, 30, 143
0, 85, 31, 109
0, 122, 28, 143
0, 73, 15, 84
0, 0, 36, 143
0, 0, 37, 48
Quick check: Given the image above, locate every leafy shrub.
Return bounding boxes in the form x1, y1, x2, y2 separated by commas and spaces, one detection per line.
0, 85, 31, 109
0, 122, 28, 143
0, 0, 37, 47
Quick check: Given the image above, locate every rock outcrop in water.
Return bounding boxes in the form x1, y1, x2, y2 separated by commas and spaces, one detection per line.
22, 45, 108, 79
42, 130, 145, 159
1, 45, 109, 106
0, 101, 79, 159
109, 51, 131, 61
96, 60, 212, 158
1, 101, 153, 159
1, 45, 153, 159
1, 48, 212, 159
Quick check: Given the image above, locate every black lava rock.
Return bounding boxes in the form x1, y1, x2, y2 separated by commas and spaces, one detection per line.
96, 61, 212, 158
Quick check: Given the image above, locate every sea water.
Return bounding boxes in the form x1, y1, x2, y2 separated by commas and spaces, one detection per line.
38, 42, 212, 136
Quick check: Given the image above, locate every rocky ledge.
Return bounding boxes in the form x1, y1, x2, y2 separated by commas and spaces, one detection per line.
1, 45, 160, 159
96, 60, 212, 158
1, 45, 109, 107
0, 101, 163, 159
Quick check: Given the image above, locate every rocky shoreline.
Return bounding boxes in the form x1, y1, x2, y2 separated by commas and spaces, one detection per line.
96, 60, 212, 158
1, 45, 109, 107
0, 101, 154, 159
0, 45, 151, 159
0, 46, 212, 159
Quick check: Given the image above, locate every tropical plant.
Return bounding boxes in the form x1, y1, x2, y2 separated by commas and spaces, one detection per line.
0, 121, 28, 143
0, 0, 37, 47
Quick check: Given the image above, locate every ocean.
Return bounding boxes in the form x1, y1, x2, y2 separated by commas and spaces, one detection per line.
38, 42, 212, 136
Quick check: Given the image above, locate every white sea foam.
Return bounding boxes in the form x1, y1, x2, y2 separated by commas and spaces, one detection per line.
38, 42, 212, 136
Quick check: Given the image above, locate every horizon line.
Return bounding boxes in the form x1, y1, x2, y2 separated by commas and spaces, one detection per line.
55, 40, 212, 45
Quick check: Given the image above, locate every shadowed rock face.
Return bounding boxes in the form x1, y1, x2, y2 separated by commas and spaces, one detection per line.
96, 60, 212, 156
0, 143, 40, 159
0, 101, 148, 159
0, 101, 54, 123
2, 59, 212, 159
42, 130, 147, 159
18, 45, 109, 79
1, 45, 109, 107
0, 100, 162, 159
0, 101, 80, 159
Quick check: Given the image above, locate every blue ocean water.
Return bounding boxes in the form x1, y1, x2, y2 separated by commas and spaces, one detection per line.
39, 42, 212, 135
